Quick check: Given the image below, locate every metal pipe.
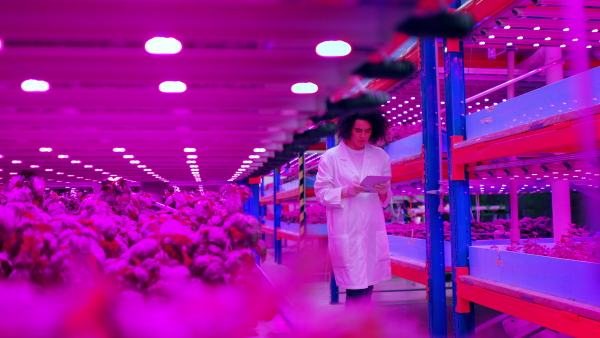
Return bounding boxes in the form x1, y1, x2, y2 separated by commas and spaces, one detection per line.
551, 180, 572, 243
274, 167, 282, 264
545, 47, 564, 85
510, 179, 520, 243
421, 36, 448, 338
507, 47, 515, 100
465, 57, 568, 104
444, 32, 475, 337
152, 201, 177, 213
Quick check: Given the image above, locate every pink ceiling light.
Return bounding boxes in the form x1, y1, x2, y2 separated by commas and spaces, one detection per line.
145, 37, 182, 54
159, 81, 186, 93
291, 82, 318, 94
21, 79, 49, 92
315, 40, 351, 57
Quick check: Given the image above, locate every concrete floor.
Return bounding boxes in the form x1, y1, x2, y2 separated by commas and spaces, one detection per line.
258, 245, 512, 337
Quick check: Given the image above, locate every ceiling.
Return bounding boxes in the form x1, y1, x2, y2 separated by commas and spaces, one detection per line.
0, 0, 416, 187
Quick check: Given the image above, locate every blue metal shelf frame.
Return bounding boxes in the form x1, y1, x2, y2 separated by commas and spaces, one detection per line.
444, 35, 475, 337
260, 178, 266, 241
274, 167, 282, 264
326, 135, 339, 304
243, 178, 260, 222
421, 37, 448, 337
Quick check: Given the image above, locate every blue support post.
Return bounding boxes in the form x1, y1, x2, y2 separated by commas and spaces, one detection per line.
444, 35, 475, 337
274, 167, 282, 264
248, 181, 260, 220
326, 135, 339, 304
421, 37, 448, 337
260, 177, 266, 241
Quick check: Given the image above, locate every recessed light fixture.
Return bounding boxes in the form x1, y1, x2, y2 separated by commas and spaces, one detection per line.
30, 165, 39, 168
130, 160, 140, 164
45, 169, 53, 172
123, 155, 134, 159
186, 160, 196, 164
71, 160, 81, 164
137, 165, 146, 168
184, 148, 196, 153
187, 155, 198, 159
11, 160, 22, 164
84, 165, 93, 168
39, 147, 52, 152
113, 148, 125, 152
291, 82, 318, 94
145, 37, 182, 54
253, 148, 266, 153
21, 79, 50, 92
249, 155, 260, 159
315, 40, 351, 57
58, 155, 69, 159
159, 81, 187, 93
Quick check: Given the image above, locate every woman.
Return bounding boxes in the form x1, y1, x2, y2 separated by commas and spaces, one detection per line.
314, 112, 392, 306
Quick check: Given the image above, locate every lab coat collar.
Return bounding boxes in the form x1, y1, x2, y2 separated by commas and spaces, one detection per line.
339, 140, 375, 181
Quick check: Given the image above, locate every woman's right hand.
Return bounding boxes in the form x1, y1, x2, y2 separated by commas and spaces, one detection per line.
341, 182, 365, 198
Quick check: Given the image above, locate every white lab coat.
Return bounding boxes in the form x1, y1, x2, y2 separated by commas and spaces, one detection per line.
314, 141, 392, 289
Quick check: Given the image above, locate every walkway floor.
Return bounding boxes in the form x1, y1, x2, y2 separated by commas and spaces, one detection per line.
257, 245, 510, 337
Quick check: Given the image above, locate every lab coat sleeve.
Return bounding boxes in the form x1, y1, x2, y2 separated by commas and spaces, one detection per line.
314, 153, 343, 208
381, 154, 392, 208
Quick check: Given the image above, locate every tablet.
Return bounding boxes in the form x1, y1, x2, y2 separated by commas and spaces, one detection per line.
360, 175, 392, 193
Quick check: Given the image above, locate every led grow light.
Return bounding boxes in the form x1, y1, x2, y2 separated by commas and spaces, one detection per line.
145, 37, 182, 54
159, 81, 186, 93
315, 40, 351, 57
21, 79, 50, 92
291, 82, 318, 94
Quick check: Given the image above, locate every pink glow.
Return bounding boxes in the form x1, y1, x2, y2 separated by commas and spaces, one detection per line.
291, 82, 318, 94
315, 40, 351, 57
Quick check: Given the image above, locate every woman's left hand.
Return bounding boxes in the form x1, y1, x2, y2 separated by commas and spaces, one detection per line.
373, 181, 390, 195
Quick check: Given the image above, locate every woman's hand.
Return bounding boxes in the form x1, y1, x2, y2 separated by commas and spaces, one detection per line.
341, 182, 365, 198
373, 181, 390, 195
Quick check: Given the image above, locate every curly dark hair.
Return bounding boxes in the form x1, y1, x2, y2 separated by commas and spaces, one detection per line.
337, 112, 387, 144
